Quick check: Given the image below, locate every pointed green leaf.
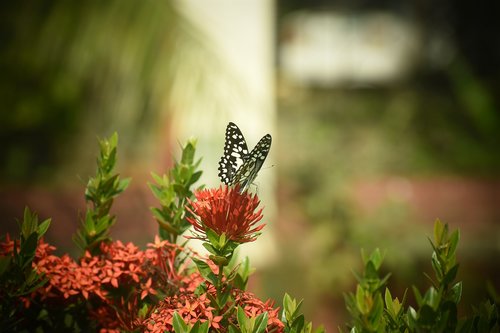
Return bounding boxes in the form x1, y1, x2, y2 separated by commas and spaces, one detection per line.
190, 171, 203, 186
448, 230, 460, 259
442, 264, 459, 287
237, 307, 250, 333
192, 258, 217, 285
369, 248, 385, 270
450, 282, 462, 304
173, 312, 189, 333
412, 286, 423, 307
291, 314, 304, 333
181, 139, 197, 165
434, 219, 444, 245
197, 321, 210, 333
202, 242, 218, 255
385, 288, 395, 317
253, 312, 268, 333
36, 218, 50, 238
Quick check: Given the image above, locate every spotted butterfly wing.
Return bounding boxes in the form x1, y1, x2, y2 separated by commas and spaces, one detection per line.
218, 122, 271, 191
231, 133, 272, 191
218, 122, 249, 185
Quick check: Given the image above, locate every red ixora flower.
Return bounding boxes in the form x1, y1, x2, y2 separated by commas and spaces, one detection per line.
186, 185, 265, 243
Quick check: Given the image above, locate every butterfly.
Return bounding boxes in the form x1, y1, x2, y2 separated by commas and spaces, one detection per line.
218, 122, 272, 192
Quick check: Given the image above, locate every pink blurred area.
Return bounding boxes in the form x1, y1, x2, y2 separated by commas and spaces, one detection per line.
0, 181, 158, 255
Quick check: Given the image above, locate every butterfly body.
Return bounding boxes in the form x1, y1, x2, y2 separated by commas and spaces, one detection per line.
218, 122, 271, 191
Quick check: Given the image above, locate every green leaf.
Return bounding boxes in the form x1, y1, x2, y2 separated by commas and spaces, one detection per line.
202, 242, 218, 255
19, 232, 38, 267
423, 287, 440, 310
431, 252, 443, 279
368, 248, 384, 270
282, 293, 294, 322
369, 293, 385, 326
197, 321, 210, 333
291, 314, 305, 333
384, 288, 395, 317
253, 312, 268, 333
448, 229, 460, 259
418, 304, 437, 326
150, 172, 164, 185
192, 258, 217, 285
21, 207, 37, 239
290, 300, 304, 323
37, 218, 51, 238
355, 285, 368, 314
450, 282, 462, 304
108, 132, 119, 149
117, 178, 131, 192
412, 286, 423, 307
407, 306, 418, 329
365, 261, 379, 280
173, 312, 189, 333
442, 264, 459, 287
216, 286, 232, 309
237, 307, 250, 333
434, 219, 444, 245
181, 139, 197, 165
205, 229, 220, 249
190, 171, 203, 185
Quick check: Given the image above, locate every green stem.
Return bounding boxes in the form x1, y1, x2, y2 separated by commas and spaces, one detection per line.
217, 264, 224, 290
216, 263, 224, 308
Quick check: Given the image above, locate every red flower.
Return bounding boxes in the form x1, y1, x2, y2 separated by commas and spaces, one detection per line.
186, 185, 265, 243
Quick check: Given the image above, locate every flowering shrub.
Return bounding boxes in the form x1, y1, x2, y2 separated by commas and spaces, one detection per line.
1, 132, 497, 332
0, 133, 319, 333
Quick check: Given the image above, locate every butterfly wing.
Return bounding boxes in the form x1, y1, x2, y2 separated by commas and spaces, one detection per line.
231, 133, 272, 191
218, 122, 249, 185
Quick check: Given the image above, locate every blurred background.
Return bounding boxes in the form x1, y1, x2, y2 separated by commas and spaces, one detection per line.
1, 0, 500, 331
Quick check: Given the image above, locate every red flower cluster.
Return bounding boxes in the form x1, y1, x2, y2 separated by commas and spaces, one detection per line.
1, 231, 285, 333
186, 185, 266, 243
144, 288, 284, 333
233, 290, 285, 332
0, 235, 189, 331
145, 293, 222, 332
32, 239, 179, 304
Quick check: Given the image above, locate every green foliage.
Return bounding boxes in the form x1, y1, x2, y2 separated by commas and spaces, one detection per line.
73, 132, 130, 254
406, 219, 461, 332
226, 256, 253, 291
342, 219, 500, 333
149, 138, 203, 243
343, 249, 391, 333
282, 293, 324, 333
233, 306, 268, 333
173, 312, 210, 333
0, 133, 291, 332
0, 207, 51, 330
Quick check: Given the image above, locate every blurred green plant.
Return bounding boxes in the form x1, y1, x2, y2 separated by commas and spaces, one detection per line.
341, 219, 499, 333
282, 293, 325, 333
1, 132, 304, 332
73, 132, 130, 254
276, 72, 500, 317
149, 138, 203, 243
0, 207, 51, 330
0, 0, 234, 182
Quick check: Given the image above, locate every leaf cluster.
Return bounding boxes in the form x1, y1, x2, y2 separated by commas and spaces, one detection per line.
149, 138, 203, 243
0, 208, 51, 330
282, 293, 325, 333
73, 132, 130, 254
342, 219, 499, 333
